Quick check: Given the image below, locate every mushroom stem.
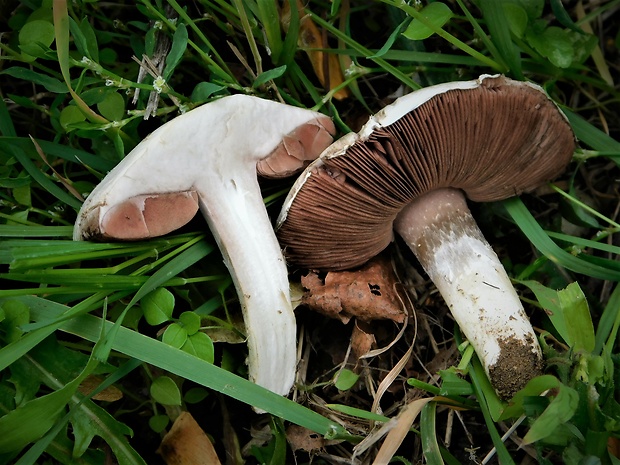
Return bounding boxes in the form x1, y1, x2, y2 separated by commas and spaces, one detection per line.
198, 166, 296, 396
394, 188, 542, 397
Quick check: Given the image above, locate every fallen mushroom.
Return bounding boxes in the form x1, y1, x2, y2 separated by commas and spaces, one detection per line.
74, 94, 335, 396
277, 75, 576, 397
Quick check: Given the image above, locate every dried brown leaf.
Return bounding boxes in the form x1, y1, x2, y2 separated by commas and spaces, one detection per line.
158, 411, 222, 465
301, 256, 407, 324
286, 424, 325, 454
351, 321, 376, 359
77, 375, 123, 402
281, 0, 350, 100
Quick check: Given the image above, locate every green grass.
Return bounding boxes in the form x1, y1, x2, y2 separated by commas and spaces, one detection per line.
0, 0, 619, 464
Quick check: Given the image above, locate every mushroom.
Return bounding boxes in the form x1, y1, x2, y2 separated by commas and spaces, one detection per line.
74, 94, 336, 396
276, 75, 576, 397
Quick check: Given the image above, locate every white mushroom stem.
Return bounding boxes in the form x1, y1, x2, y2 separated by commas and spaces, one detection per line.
394, 188, 542, 397
197, 164, 296, 394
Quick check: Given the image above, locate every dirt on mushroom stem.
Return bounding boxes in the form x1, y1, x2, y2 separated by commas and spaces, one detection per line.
394, 187, 543, 396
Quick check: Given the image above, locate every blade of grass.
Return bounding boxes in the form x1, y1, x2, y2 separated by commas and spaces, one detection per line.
595, 283, 620, 355
146, 0, 238, 85
381, 0, 502, 72
420, 402, 443, 465
19, 295, 352, 439
563, 109, 620, 156
0, 225, 73, 237
545, 231, 620, 256
469, 358, 515, 465
0, 98, 16, 137
1, 137, 116, 173
16, 358, 145, 465
1, 144, 83, 210
0, 292, 119, 372
52, 0, 108, 125
257, 0, 283, 64
504, 197, 620, 281
477, 0, 522, 77
308, 12, 421, 91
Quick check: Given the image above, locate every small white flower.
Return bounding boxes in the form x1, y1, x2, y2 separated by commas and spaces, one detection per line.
153, 76, 166, 93
80, 56, 92, 65
105, 79, 115, 87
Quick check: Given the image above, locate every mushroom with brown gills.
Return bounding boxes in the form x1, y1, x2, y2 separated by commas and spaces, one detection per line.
277, 75, 576, 398
74, 94, 336, 397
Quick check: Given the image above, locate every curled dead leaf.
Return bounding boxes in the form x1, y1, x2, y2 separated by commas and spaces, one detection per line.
286, 424, 325, 454
281, 0, 350, 100
158, 411, 221, 465
301, 256, 407, 324
78, 375, 123, 402
351, 320, 376, 359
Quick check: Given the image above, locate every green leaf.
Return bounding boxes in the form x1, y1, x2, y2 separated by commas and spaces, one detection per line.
439, 368, 473, 396
13, 184, 31, 207
181, 332, 214, 363
59, 105, 87, 131
149, 415, 169, 433
0, 67, 68, 94
79, 16, 100, 62
0, 299, 30, 343
0, 384, 72, 453
595, 283, 620, 355
70, 383, 139, 461
513, 0, 544, 20
326, 404, 389, 423
18, 20, 55, 57
1, 142, 83, 210
520, 281, 594, 351
253, 65, 287, 88
402, 2, 453, 41
163, 24, 188, 81
334, 369, 359, 391
184, 387, 209, 404
499, 375, 561, 420
162, 323, 188, 348
141, 288, 175, 326
528, 26, 574, 68
550, 0, 584, 33
367, 18, 410, 59
557, 283, 595, 352
523, 384, 579, 445
504, 197, 620, 281
150, 376, 182, 406
0, 97, 16, 137
567, 29, 598, 65
96, 92, 125, 122
563, 110, 620, 156
502, 3, 528, 38
257, 0, 283, 63
178, 311, 201, 335
190, 82, 226, 103
11, 338, 143, 464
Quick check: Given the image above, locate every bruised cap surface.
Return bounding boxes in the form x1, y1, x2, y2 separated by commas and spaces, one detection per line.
277, 75, 576, 271
256, 116, 335, 178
